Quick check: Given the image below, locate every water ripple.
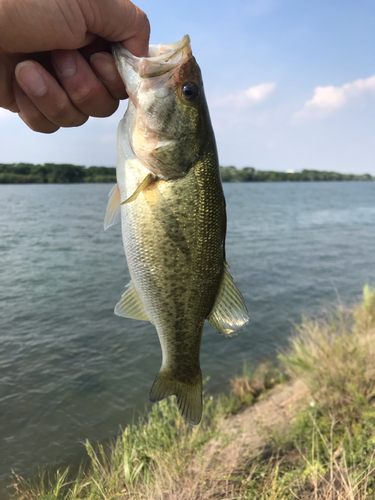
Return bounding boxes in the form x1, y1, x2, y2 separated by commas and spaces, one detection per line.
1, 182, 375, 492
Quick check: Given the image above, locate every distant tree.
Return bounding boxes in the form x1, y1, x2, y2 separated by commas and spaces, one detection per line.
84, 166, 116, 182
0, 163, 372, 183
44, 163, 85, 183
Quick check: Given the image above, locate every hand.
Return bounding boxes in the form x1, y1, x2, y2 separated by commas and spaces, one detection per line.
0, 0, 149, 133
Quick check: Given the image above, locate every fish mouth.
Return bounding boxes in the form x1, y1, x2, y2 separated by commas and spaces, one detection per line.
112, 35, 191, 80
147, 35, 191, 64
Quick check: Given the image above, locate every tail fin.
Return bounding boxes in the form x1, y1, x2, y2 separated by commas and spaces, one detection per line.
149, 369, 202, 426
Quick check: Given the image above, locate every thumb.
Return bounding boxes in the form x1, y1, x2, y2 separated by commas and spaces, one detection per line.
80, 0, 150, 56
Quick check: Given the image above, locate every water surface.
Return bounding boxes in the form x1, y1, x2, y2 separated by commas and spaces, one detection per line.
1, 182, 375, 493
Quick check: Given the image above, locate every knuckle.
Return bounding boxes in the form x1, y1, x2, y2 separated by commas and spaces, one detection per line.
0, 86, 15, 109
0, 97, 17, 111
21, 114, 59, 133
45, 98, 87, 127
116, 89, 128, 100
66, 114, 88, 128
47, 98, 71, 120
108, 84, 127, 101
23, 117, 40, 132
138, 10, 150, 36
70, 85, 97, 106
92, 100, 119, 118
39, 123, 60, 134
0, 98, 9, 109
26, 104, 45, 122
69, 81, 119, 117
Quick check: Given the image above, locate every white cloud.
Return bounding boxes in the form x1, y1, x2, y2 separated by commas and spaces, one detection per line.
245, 83, 276, 102
295, 75, 375, 119
214, 82, 276, 108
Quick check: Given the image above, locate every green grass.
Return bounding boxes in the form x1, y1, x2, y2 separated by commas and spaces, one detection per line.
10, 386, 237, 500
10, 286, 375, 499
237, 404, 375, 499
279, 285, 375, 424
230, 359, 286, 406
235, 285, 375, 499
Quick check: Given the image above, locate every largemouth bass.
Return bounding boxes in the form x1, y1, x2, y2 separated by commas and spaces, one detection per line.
104, 35, 249, 425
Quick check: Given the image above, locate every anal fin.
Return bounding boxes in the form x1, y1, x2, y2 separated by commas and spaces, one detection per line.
207, 267, 249, 337
114, 281, 150, 322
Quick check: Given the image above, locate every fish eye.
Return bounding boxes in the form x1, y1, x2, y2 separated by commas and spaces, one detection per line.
180, 82, 200, 102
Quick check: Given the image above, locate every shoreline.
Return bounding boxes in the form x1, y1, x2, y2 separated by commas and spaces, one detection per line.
8, 286, 375, 499
1, 163, 373, 184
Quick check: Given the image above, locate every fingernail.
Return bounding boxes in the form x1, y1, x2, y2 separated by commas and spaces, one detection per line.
53, 50, 77, 77
16, 61, 47, 97
90, 53, 118, 82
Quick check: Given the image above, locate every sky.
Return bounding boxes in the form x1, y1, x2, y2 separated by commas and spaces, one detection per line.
1, 0, 375, 174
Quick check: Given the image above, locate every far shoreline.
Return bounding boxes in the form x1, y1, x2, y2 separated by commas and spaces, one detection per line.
0, 163, 373, 184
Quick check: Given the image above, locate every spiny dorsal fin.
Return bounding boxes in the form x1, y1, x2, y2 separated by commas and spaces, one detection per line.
114, 281, 150, 322
104, 184, 121, 231
207, 267, 249, 337
149, 369, 202, 426
121, 173, 153, 205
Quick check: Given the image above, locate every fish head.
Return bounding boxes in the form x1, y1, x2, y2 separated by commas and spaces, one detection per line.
113, 35, 213, 180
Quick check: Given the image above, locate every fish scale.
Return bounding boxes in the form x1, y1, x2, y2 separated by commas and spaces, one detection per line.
105, 35, 249, 425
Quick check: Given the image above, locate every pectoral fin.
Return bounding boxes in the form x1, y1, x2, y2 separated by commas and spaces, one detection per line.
208, 267, 249, 337
114, 281, 150, 322
104, 184, 121, 230
121, 173, 153, 205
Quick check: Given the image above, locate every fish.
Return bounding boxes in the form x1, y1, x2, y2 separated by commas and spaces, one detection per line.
104, 35, 249, 425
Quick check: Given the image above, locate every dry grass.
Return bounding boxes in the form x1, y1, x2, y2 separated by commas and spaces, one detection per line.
10, 467, 73, 500
279, 285, 375, 424
9, 286, 375, 500
231, 361, 284, 406
136, 449, 244, 500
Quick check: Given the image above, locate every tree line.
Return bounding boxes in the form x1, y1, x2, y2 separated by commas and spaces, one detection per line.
0, 163, 373, 183
0, 163, 116, 183
220, 166, 373, 182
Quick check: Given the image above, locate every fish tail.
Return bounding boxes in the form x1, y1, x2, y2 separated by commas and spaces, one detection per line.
149, 369, 202, 426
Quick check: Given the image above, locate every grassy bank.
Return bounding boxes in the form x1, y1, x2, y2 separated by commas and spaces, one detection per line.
10, 286, 375, 499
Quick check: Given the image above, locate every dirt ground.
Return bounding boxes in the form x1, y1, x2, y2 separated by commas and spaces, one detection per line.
148, 381, 309, 499
203, 380, 308, 471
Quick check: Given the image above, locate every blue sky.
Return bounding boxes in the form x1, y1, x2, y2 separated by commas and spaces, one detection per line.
1, 0, 375, 173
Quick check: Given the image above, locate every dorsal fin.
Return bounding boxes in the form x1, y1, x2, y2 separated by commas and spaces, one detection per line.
207, 267, 249, 337
104, 184, 121, 230
114, 281, 150, 322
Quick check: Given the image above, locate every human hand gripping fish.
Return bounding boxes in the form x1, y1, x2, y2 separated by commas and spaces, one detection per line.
0, 0, 149, 132
104, 36, 249, 425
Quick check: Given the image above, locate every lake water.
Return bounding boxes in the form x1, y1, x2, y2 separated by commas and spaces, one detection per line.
1, 181, 375, 494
